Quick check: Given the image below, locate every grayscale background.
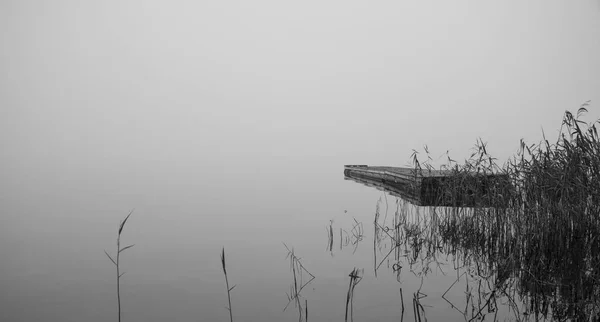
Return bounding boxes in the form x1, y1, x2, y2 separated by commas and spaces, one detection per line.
1, 1, 599, 321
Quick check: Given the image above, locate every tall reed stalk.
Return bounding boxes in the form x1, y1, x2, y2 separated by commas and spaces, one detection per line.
104, 210, 135, 322
220, 248, 235, 322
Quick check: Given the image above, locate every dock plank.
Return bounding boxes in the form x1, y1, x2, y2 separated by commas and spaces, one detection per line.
344, 165, 510, 207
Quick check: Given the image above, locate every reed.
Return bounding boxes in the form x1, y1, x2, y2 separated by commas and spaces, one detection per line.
373, 200, 381, 277
412, 292, 426, 322
220, 248, 236, 322
326, 220, 334, 252
338, 218, 365, 253
349, 218, 364, 254
283, 243, 315, 322
104, 210, 135, 322
399, 287, 405, 322
395, 105, 600, 321
344, 268, 363, 322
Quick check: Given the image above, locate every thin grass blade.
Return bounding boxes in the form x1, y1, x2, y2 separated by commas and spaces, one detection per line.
104, 250, 117, 266
119, 209, 134, 235
119, 244, 135, 253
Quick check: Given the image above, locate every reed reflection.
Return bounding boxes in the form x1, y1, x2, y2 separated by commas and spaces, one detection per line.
356, 109, 600, 321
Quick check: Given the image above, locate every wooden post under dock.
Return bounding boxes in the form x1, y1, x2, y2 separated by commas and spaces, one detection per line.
344, 165, 511, 207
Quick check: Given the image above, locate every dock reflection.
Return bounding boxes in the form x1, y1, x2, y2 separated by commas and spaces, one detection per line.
368, 195, 600, 321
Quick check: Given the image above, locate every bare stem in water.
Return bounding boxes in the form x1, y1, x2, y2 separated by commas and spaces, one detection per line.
345, 268, 363, 322
220, 248, 235, 322
104, 210, 135, 322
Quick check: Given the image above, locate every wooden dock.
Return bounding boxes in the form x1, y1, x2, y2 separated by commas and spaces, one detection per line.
344, 165, 511, 207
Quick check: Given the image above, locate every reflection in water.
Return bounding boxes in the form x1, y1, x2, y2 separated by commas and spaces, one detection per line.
347, 111, 600, 321
343, 218, 365, 254
325, 218, 365, 254
283, 243, 315, 322
345, 267, 364, 322
366, 192, 600, 321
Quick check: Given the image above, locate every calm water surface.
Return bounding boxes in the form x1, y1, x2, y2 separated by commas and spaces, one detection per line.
4, 156, 596, 321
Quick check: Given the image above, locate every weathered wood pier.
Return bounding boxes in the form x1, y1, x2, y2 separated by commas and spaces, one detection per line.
344, 165, 511, 207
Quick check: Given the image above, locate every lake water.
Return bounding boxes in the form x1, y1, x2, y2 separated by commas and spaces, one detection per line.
4, 156, 597, 321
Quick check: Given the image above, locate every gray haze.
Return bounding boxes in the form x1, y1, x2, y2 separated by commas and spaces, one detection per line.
1, 1, 600, 321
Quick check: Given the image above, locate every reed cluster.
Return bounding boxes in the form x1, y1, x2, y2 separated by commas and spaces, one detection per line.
401, 107, 600, 320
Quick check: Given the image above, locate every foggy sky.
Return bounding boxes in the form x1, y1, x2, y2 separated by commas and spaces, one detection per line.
1, 1, 600, 321
2, 1, 600, 175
